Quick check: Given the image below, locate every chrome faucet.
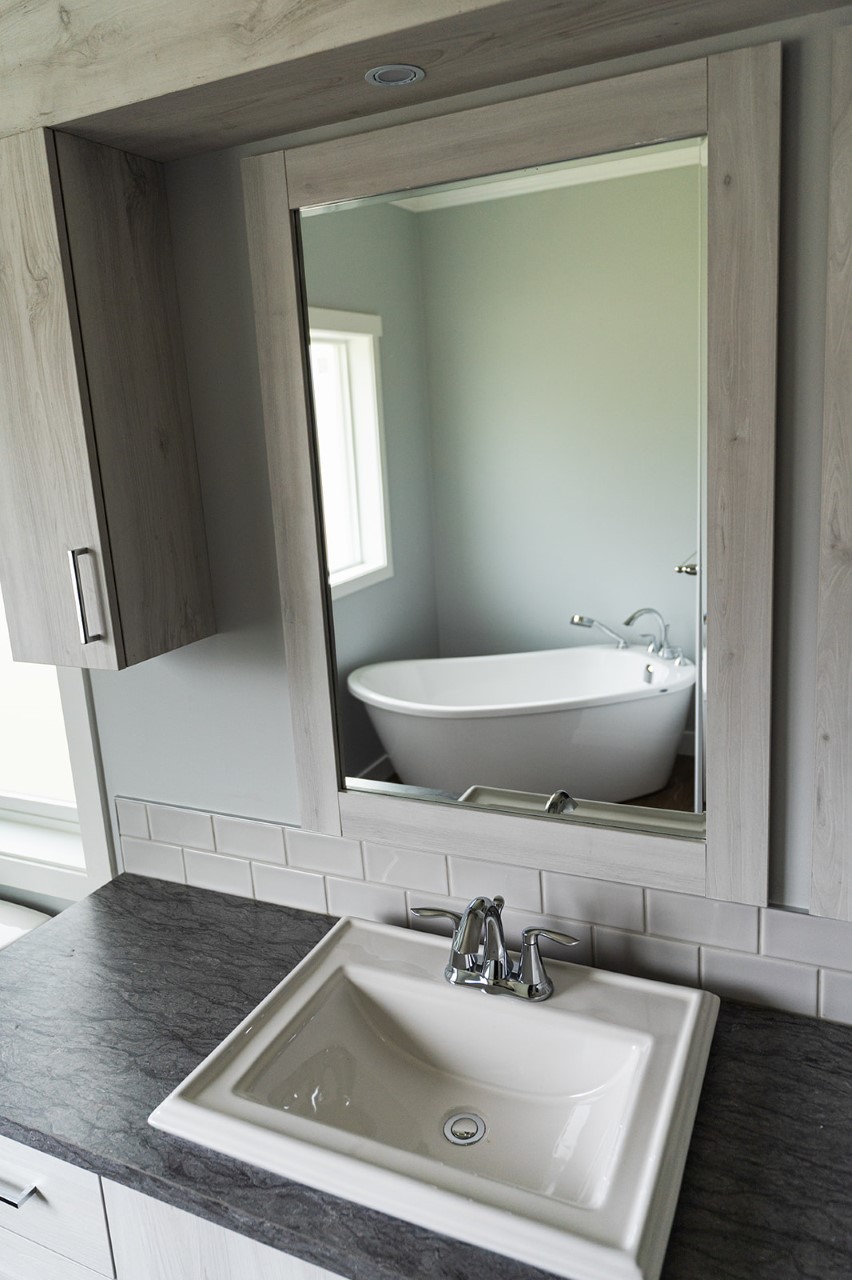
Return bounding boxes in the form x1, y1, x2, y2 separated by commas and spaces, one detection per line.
545, 789, 577, 815
623, 607, 679, 659
570, 614, 627, 648
412, 895, 579, 1001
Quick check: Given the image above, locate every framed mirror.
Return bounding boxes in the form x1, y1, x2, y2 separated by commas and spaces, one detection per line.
242, 45, 780, 905
298, 138, 707, 835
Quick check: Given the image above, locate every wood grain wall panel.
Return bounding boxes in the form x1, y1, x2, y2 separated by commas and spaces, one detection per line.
705, 45, 781, 904
55, 132, 215, 665
811, 26, 852, 921
0, 0, 843, 160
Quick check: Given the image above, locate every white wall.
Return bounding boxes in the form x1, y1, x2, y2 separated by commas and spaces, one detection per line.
90, 151, 302, 826
89, 5, 852, 910
418, 166, 701, 659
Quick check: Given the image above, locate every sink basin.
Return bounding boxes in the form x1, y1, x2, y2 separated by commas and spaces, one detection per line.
150, 917, 718, 1280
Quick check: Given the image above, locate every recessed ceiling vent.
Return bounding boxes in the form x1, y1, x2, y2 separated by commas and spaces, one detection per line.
365, 64, 426, 88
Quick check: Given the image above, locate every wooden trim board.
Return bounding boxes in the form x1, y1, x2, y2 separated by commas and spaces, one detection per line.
704, 44, 780, 904
242, 152, 342, 836
811, 26, 852, 921
285, 59, 708, 208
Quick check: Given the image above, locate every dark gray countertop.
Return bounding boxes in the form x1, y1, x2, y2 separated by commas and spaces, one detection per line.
0, 874, 850, 1280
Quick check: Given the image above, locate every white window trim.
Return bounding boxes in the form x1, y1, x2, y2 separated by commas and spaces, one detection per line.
0, 668, 115, 902
308, 307, 393, 599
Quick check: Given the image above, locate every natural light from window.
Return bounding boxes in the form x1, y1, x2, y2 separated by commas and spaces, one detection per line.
309, 308, 392, 597
0, 586, 76, 808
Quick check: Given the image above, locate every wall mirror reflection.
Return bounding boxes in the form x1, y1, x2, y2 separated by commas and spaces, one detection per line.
298, 139, 708, 838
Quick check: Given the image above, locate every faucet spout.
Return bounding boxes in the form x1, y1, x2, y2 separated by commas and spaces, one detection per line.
412, 893, 581, 1000
623, 607, 677, 658
449, 895, 510, 984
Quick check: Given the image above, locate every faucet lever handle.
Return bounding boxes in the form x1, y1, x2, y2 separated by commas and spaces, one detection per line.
517, 927, 580, 991
411, 907, 463, 929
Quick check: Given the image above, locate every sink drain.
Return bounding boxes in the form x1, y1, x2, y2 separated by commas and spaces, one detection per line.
443, 1111, 486, 1146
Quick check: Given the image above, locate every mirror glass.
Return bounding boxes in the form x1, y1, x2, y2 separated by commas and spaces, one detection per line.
298, 139, 708, 837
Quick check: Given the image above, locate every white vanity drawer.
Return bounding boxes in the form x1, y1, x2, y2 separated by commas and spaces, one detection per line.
0, 1222, 109, 1280
0, 1133, 114, 1276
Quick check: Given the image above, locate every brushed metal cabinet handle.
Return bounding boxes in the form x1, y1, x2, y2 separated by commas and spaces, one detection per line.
67, 547, 104, 645
0, 1173, 37, 1208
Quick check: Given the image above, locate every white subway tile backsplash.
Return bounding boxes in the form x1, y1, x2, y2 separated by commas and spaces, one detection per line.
148, 804, 214, 851
646, 889, 758, 952
213, 815, 286, 864
286, 829, 363, 878
819, 968, 852, 1025
761, 907, 852, 973
252, 863, 328, 914
326, 877, 407, 925
115, 798, 149, 839
121, 837, 185, 884
594, 927, 699, 986
449, 857, 541, 912
184, 849, 253, 898
363, 844, 448, 894
114, 795, 852, 1026
701, 948, 818, 1016
543, 872, 644, 931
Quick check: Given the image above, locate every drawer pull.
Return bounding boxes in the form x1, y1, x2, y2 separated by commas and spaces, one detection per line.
0, 1174, 37, 1208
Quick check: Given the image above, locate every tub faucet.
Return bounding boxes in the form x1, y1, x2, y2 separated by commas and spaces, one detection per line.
624, 607, 678, 659
411, 895, 579, 1001
570, 615, 627, 648
546, 789, 577, 814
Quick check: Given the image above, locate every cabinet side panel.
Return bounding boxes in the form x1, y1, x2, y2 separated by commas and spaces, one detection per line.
0, 129, 120, 668
54, 130, 215, 667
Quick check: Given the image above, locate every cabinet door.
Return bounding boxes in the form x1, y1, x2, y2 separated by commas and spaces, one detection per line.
0, 128, 215, 670
104, 1181, 343, 1280
0, 129, 121, 668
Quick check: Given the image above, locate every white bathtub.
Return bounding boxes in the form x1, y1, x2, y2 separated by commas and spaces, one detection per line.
347, 644, 696, 803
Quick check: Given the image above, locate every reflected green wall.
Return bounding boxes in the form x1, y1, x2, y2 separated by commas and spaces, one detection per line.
418, 166, 702, 658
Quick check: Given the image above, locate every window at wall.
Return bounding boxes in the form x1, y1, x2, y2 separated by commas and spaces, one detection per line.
0, 588, 76, 820
0, 587, 112, 900
308, 308, 392, 598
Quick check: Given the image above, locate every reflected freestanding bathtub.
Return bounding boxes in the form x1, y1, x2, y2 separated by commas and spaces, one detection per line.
347, 644, 696, 802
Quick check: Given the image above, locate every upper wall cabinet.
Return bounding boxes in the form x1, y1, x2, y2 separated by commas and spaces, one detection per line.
0, 128, 214, 670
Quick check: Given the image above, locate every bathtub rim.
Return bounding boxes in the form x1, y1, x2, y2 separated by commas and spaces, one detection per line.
346, 644, 696, 721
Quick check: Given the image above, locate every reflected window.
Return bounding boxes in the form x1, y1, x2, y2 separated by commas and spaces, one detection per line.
308, 308, 392, 598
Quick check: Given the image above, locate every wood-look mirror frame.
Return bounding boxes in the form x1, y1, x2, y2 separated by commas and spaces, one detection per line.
242, 45, 780, 906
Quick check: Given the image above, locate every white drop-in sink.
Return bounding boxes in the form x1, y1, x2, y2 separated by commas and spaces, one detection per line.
150, 918, 718, 1280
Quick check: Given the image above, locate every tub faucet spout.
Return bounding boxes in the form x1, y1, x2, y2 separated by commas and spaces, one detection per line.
623, 608, 677, 659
